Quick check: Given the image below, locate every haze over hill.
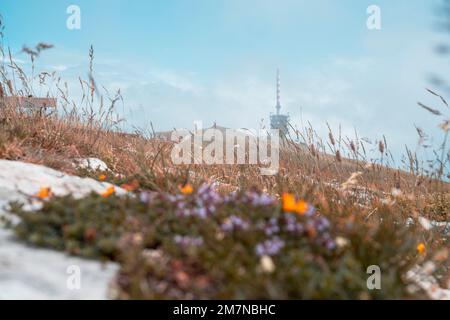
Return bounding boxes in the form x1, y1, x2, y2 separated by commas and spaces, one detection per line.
1, 0, 449, 167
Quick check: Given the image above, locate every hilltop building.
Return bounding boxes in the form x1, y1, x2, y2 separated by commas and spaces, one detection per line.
1, 96, 57, 115
270, 70, 289, 137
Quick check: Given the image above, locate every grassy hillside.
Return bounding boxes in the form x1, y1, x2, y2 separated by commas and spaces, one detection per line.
1, 40, 449, 299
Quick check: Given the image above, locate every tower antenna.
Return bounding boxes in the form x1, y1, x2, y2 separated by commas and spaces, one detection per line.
270, 69, 290, 137
276, 69, 281, 115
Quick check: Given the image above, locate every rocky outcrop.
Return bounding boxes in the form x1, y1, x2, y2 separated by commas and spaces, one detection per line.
0, 228, 117, 300
0, 160, 124, 300
73, 157, 110, 172
0, 159, 124, 214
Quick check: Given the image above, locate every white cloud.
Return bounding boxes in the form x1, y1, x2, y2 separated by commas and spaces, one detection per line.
49, 65, 68, 72
151, 70, 204, 94
1, 56, 27, 65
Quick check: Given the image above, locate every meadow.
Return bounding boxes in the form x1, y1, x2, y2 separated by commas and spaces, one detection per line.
0, 27, 449, 299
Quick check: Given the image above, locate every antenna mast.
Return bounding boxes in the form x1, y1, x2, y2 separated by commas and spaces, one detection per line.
270, 68, 289, 137
276, 69, 281, 115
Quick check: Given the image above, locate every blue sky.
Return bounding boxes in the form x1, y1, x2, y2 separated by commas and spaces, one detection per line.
0, 0, 449, 166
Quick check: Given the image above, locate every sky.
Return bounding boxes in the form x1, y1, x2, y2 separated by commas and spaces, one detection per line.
0, 0, 449, 168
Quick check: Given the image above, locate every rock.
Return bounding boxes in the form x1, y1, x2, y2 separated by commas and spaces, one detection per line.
0, 159, 125, 214
73, 157, 109, 172
406, 264, 450, 300
427, 219, 450, 234
0, 228, 118, 300
408, 216, 450, 235
0, 160, 124, 299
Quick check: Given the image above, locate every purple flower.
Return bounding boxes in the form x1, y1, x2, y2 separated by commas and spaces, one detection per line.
283, 214, 305, 234
304, 204, 316, 217
221, 215, 250, 232
174, 235, 204, 247
165, 194, 183, 203
324, 238, 336, 250
195, 207, 208, 219
177, 201, 186, 210
171, 183, 223, 218
223, 191, 276, 208
314, 217, 330, 232
280, 212, 335, 251
139, 192, 151, 203
255, 237, 285, 257
263, 217, 280, 236
223, 192, 238, 203
246, 192, 277, 207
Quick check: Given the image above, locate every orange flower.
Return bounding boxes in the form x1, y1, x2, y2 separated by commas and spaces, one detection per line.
282, 193, 297, 212
180, 184, 193, 195
98, 174, 107, 182
282, 193, 310, 215
417, 243, 426, 254
36, 186, 51, 199
101, 185, 115, 198
295, 200, 309, 215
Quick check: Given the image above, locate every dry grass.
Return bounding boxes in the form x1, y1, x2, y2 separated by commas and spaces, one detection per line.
0, 44, 448, 206
1, 16, 449, 298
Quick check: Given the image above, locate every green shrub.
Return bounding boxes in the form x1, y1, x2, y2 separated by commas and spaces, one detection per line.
9, 184, 439, 299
